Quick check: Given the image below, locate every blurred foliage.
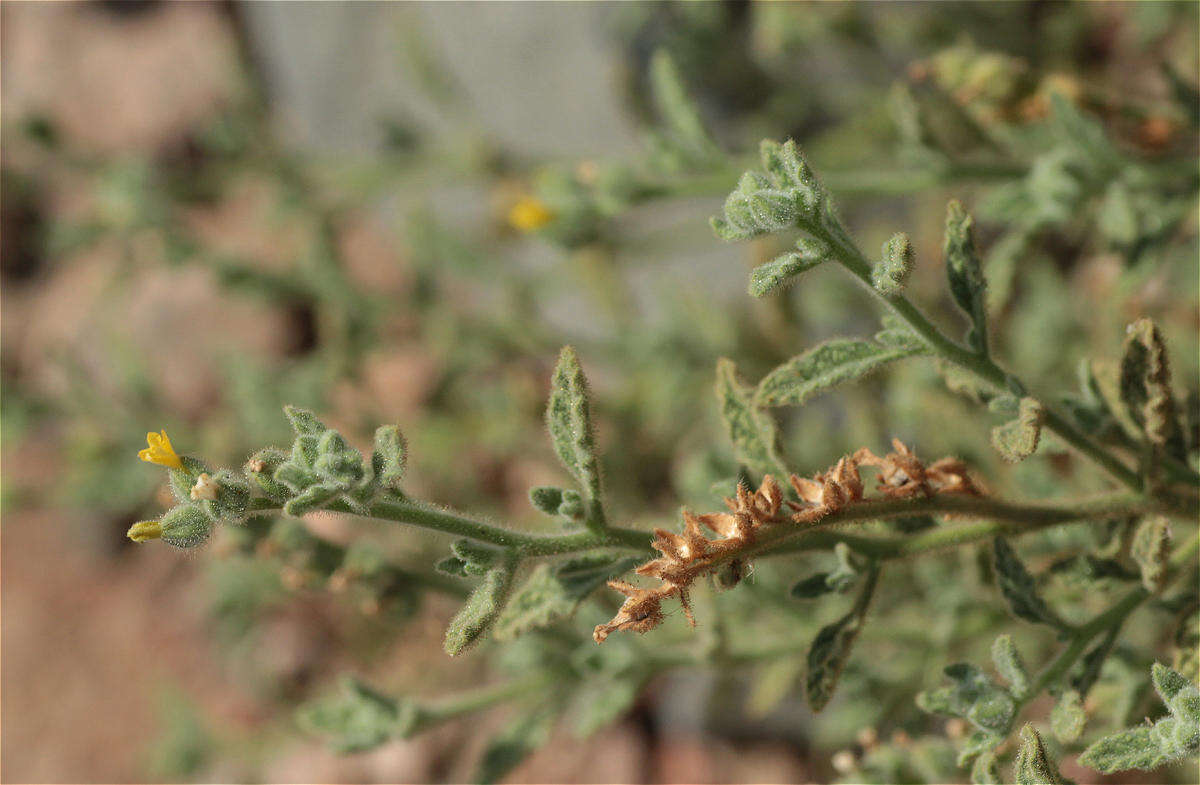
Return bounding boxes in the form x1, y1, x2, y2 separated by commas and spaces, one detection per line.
2, 1, 1198, 783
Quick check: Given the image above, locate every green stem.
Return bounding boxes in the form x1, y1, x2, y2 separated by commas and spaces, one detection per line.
820, 225, 1144, 492
408, 675, 551, 736
1018, 531, 1199, 712
301, 496, 652, 555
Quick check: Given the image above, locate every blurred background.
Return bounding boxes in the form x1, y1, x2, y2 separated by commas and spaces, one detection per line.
2, 2, 1197, 782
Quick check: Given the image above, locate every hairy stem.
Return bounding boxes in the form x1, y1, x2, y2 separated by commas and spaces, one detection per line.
819, 224, 1145, 492
1017, 531, 1200, 714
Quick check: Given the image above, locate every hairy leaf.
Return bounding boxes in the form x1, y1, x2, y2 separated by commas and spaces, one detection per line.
1050, 690, 1085, 744
297, 676, 414, 754
1079, 663, 1200, 774
371, 424, 407, 489
806, 565, 878, 711
715, 358, 784, 478
475, 706, 556, 784
1120, 318, 1186, 461
748, 238, 828, 297
943, 200, 989, 355
444, 563, 514, 656
1013, 724, 1073, 785
991, 634, 1031, 699
546, 346, 603, 510
872, 231, 914, 295
991, 397, 1044, 462
992, 537, 1066, 630
1131, 516, 1172, 592
494, 553, 639, 641
756, 338, 926, 408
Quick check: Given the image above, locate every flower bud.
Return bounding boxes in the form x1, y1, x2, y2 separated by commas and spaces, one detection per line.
158, 503, 213, 549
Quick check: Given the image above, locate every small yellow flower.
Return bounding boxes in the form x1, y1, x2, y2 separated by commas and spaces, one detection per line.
127, 520, 163, 542
508, 196, 556, 232
138, 430, 182, 469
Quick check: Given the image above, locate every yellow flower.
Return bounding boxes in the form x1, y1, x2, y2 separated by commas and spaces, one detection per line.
138, 429, 182, 469
127, 520, 162, 542
508, 196, 555, 232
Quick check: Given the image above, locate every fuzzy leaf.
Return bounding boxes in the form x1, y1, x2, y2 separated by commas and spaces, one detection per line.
992, 634, 1031, 699
284, 405, 327, 436
493, 553, 639, 641
475, 706, 556, 785
528, 487, 564, 516
1013, 724, 1073, 785
371, 424, 407, 489
573, 677, 644, 738
872, 232, 914, 295
806, 610, 861, 712
1120, 319, 1186, 461
971, 751, 1001, 784
917, 662, 1015, 735
806, 565, 878, 711
748, 238, 828, 297
1079, 726, 1166, 773
943, 200, 989, 356
545, 347, 603, 511
756, 338, 926, 408
282, 483, 340, 517
1079, 663, 1200, 774
443, 563, 514, 656
1131, 516, 1172, 592
648, 50, 720, 167
715, 358, 784, 478
296, 676, 411, 754
1050, 690, 1086, 744
991, 397, 1045, 462
711, 139, 825, 241
992, 538, 1066, 630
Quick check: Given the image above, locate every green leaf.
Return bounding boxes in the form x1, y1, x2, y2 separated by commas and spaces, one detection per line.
711, 139, 826, 241
991, 634, 1031, 699
493, 552, 640, 642
1079, 726, 1166, 773
715, 358, 785, 478
573, 677, 644, 738
284, 405, 327, 436
297, 676, 414, 754
545, 347, 603, 522
1050, 690, 1085, 744
1152, 662, 1190, 715
282, 483, 340, 517
648, 50, 720, 167
528, 486, 565, 516
992, 537, 1066, 630
475, 706, 556, 784
872, 232, 914, 295
1120, 318, 1186, 461
371, 424, 407, 489
791, 572, 835, 599
917, 663, 1015, 735
1013, 724, 1073, 785
943, 200, 989, 356
748, 238, 828, 297
1131, 516, 1172, 592
756, 338, 926, 408
444, 562, 514, 656
1079, 663, 1200, 774
971, 751, 1001, 784
806, 610, 861, 712
806, 564, 878, 711
991, 397, 1045, 462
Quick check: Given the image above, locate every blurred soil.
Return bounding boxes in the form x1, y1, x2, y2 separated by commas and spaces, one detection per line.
0, 3, 811, 782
